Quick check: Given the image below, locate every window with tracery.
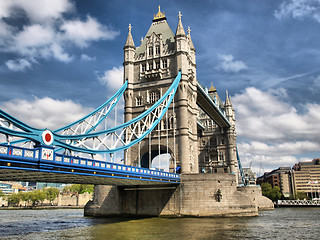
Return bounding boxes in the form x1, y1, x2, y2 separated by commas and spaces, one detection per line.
148, 46, 153, 56
148, 61, 153, 70
155, 61, 160, 69
136, 96, 142, 106
155, 45, 160, 55
219, 152, 224, 162
150, 91, 160, 104
162, 59, 168, 68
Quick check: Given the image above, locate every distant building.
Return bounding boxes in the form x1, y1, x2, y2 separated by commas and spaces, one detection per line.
257, 167, 292, 198
258, 159, 320, 199
0, 181, 25, 194
291, 159, 320, 199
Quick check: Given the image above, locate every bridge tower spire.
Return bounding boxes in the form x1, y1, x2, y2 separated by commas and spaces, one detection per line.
123, 24, 136, 164
224, 91, 238, 179
174, 11, 199, 173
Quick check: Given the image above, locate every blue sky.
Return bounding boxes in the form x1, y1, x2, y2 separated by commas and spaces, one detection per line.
1, 0, 320, 175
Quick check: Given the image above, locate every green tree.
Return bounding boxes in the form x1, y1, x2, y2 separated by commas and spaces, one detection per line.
63, 184, 93, 194
7, 193, 21, 206
0, 189, 4, 198
20, 192, 32, 206
261, 182, 272, 196
260, 182, 282, 201
44, 187, 60, 203
295, 191, 307, 200
29, 190, 46, 206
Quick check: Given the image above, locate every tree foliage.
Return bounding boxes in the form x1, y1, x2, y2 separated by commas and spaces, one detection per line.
261, 182, 282, 201
63, 184, 94, 194
6, 187, 60, 206
0, 189, 4, 198
7, 193, 21, 206
44, 187, 60, 202
295, 191, 307, 200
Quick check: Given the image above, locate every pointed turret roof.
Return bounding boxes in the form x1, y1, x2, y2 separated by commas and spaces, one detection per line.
125, 24, 135, 48
175, 11, 186, 37
187, 26, 195, 50
136, 8, 175, 56
225, 90, 232, 106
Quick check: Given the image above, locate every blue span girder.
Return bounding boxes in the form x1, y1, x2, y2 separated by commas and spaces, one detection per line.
0, 144, 180, 186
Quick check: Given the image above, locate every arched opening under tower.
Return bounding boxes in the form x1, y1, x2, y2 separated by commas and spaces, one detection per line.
140, 145, 174, 172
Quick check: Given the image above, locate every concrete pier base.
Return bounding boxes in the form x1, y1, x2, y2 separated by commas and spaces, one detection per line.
84, 173, 273, 217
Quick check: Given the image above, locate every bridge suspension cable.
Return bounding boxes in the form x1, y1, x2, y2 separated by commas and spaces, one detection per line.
0, 80, 128, 149
0, 72, 181, 159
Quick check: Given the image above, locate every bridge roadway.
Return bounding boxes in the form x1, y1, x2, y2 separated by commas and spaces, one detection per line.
196, 81, 231, 128
0, 144, 180, 186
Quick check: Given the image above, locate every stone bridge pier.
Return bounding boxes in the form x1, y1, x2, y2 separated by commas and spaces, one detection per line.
84, 174, 273, 217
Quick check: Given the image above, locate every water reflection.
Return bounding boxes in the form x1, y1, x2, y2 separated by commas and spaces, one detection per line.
1, 208, 319, 240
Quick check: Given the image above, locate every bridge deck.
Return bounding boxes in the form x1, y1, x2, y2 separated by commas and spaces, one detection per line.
0, 144, 180, 186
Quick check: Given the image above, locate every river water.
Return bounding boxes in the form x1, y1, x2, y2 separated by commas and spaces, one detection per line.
0, 208, 319, 240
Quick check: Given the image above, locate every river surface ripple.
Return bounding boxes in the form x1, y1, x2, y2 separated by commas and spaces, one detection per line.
0, 208, 319, 239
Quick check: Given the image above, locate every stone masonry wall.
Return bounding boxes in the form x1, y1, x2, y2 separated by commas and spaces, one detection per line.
85, 173, 273, 217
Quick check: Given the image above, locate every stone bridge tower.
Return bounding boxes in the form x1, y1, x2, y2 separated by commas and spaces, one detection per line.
123, 7, 199, 173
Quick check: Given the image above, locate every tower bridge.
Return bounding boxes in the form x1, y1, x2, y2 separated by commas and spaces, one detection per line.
0, 7, 273, 217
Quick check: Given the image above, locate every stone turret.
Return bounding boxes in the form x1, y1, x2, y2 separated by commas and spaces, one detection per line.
123, 24, 136, 164
224, 90, 238, 180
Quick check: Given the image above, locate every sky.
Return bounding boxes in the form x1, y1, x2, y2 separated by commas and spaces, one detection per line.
1, 0, 320, 175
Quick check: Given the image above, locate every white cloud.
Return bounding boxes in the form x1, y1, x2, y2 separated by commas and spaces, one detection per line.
233, 87, 320, 142
1, 97, 93, 130
0, 0, 73, 21
0, 0, 119, 70
61, 16, 119, 48
15, 25, 54, 50
6, 58, 33, 71
81, 54, 96, 61
215, 54, 248, 73
233, 87, 320, 172
314, 74, 320, 87
275, 0, 320, 23
98, 66, 124, 91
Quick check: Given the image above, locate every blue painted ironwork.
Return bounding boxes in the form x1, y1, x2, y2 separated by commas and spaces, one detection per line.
0, 73, 181, 155
0, 144, 180, 184
54, 80, 128, 134
53, 72, 181, 154
0, 80, 128, 147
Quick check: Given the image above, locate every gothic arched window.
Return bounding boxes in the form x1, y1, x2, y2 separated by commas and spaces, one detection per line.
148, 46, 153, 56
150, 91, 160, 104
136, 96, 142, 106
155, 45, 160, 55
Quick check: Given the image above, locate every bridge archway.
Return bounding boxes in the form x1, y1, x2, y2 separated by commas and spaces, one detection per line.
139, 145, 174, 171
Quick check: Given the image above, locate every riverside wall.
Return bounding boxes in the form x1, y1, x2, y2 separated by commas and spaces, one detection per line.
84, 173, 273, 217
